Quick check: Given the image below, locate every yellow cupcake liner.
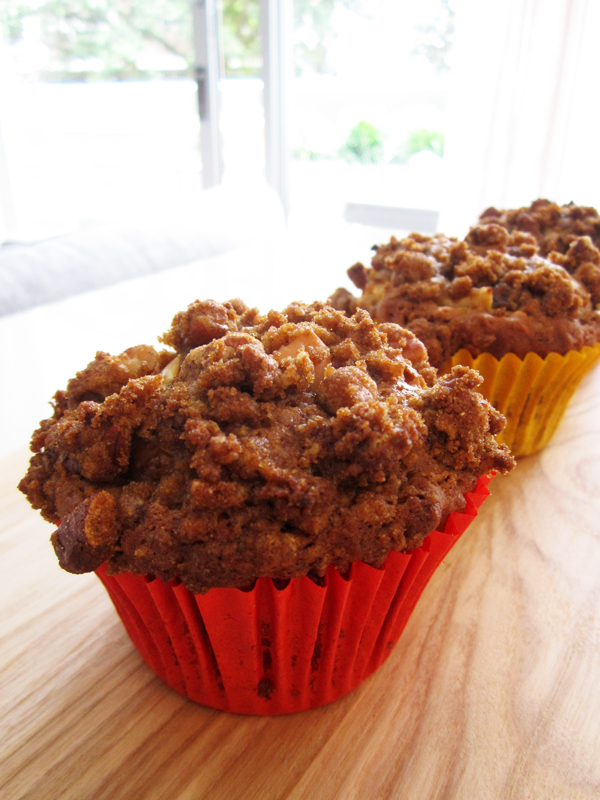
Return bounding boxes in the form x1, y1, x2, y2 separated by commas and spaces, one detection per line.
444, 342, 600, 457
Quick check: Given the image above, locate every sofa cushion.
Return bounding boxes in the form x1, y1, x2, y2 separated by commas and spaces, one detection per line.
0, 185, 284, 316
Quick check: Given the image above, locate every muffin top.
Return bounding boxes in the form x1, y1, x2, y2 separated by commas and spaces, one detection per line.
480, 199, 600, 256
20, 300, 513, 593
330, 223, 600, 369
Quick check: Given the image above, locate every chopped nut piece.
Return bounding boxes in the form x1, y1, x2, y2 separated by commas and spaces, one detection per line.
449, 286, 494, 312
275, 329, 331, 388
161, 354, 182, 383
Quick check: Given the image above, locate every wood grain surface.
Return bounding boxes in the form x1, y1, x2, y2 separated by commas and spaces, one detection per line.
2, 365, 600, 800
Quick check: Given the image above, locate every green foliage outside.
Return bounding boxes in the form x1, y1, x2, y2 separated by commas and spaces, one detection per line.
221, 0, 370, 77
0, 0, 194, 81
337, 123, 444, 165
0, 0, 370, 81
394, 128, 445, 163
339, 121, 385, 164
294, 0, 367, 77
413, 0, 455, 74
0, 0, 452, 81
220, 0, 261, 76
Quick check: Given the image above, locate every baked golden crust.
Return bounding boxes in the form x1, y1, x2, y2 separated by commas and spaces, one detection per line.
20, 300, 514, 593
330, 224, 600, 369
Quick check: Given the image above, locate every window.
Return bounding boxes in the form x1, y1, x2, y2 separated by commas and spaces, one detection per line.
0, 0, 454, 248
0, 1, 202, 239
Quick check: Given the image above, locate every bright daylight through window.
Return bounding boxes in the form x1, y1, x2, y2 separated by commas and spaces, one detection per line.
0, 0, 454, 249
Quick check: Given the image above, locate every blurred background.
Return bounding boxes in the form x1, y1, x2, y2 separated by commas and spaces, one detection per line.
0, 0, 449, 242
2, 0, 597, 249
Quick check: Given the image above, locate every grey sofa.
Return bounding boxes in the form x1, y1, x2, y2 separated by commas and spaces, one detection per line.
0, 185, 284, 317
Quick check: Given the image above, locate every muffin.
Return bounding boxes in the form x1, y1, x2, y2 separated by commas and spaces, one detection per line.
330, 224, 600, 456
20, 299, 513, 714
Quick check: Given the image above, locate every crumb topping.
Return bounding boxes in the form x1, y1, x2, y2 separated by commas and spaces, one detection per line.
20, 300, 513, 592
480, 198, 600, 257
330, 223, 600, 369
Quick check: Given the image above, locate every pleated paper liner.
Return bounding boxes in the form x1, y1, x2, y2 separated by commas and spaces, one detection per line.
95, 475, 492, 716
445, 343, 600, 457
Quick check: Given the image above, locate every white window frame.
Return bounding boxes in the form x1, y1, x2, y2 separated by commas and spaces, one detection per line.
192, 0, 223, 188
192, 0, 291, 212
260, 0, 292, 216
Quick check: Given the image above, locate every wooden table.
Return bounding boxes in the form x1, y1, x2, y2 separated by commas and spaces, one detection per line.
2, 366, 600, 800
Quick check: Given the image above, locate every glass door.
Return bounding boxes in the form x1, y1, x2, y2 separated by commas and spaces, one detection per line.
291, 1, 454, 215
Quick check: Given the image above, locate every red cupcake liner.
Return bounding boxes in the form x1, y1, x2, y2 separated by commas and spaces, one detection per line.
96, 474, 492, 715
